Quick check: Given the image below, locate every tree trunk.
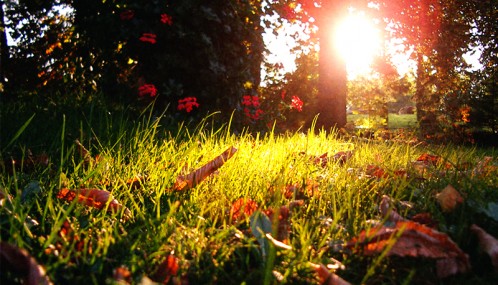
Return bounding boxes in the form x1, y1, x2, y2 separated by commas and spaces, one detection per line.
314, 0, 348, 131
0, 2, 9, 91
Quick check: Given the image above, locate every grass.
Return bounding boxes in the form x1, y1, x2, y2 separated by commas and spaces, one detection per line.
1, 105, 497, 284
348, 114, 418, 129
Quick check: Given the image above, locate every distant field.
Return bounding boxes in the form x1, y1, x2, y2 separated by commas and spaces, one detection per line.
348, 114, 417, 129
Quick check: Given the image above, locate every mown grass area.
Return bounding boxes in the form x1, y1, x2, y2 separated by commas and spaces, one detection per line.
348, 114, 418, 129
1, 106, 497, 284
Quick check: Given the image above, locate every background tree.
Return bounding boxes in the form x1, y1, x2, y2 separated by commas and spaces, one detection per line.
2, 0, 265, 127
374, 0, 476, 141
466, 0, 497, 137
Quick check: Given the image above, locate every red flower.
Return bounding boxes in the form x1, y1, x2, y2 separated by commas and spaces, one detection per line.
139, 33, 157, 44
291, 95, 303, 112
138, 84, 157, 97
241, 95, 263, 120
120, 10, 134, 21
241, 95, 260, 107
242, 95, 252, 106
252, 109, 263, 120
160, 14, 173, 25
178, 97, 200, 113
251, 96, 260, 107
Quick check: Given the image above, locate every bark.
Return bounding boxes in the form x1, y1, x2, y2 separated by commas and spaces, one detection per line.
314, 0, 348, 131
0, 2, 9, 90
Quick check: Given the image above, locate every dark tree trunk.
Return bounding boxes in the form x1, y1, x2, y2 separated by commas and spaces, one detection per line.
0, 2, 9, 90
314, 0, 348, 131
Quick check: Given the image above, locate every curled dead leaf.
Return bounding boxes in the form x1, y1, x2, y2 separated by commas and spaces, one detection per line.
0, 242, 53, 285
150, 254, 180, 284
436, 184, 463, 213
470, 224, 498, 270
56, 188, 131, 217
344, 221, 470, 278
174, 146, 237, 191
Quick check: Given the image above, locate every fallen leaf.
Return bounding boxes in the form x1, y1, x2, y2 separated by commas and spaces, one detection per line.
411, 212, 438, 228
230, 197, 259, 223
125, 174, 148, 190
312, 152, 329, 168
310, 263, 351, 285
470, 224, 498, 270
150, 254, 179, 284
416, 153, 452, 169
113, 266, 132, 284
436, 184, 463, 213
365, 165, 389, 179
283, 179, 320, 199
0, 242, 53, 285
56, 188, 131, 217
344, 221, 470, 278
332, 151, 354, 166
173, 146, 237, 191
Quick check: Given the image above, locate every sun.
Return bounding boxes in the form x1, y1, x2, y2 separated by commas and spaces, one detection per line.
334, 12, 382, 78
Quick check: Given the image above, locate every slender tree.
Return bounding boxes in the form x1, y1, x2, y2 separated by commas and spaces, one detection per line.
0, 1, 8, 91
315, 0, 348, 130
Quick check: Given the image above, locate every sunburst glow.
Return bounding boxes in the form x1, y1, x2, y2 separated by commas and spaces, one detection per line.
334, 12, 382, 78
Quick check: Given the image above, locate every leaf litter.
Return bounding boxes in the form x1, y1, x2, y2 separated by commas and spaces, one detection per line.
2, 135, 497, 284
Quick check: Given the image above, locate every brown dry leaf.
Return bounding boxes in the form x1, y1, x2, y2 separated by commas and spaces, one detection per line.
150, 254, 180, 284
56, 188, 131, 217
436, 184, 464, 213
379, 195, 406, 223
310, 263, 351, 285
312, 152, 329, 168
283, 179, 320, 199
411, 212, 438, 228
113, 266, 132, 284
0, 242, 53, 285
332, 151, 354, 166
416, 153, 452, 169
470, 224, 498, 270
365, 165, 389, 179
125, 174, 148, 190
230, 197, 259, 223
344, 221, 470, 278
173, 146, 237, 191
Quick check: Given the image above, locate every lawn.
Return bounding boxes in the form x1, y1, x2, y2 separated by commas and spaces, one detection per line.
1, 107, 497, 284
348, 114, 418, 129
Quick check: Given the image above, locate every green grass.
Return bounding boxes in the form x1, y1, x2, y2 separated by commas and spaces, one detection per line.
348, 114, 417, 129
1, 107, 497, 284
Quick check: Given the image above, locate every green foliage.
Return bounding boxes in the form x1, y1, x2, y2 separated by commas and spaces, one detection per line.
2, 0, 265, 127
